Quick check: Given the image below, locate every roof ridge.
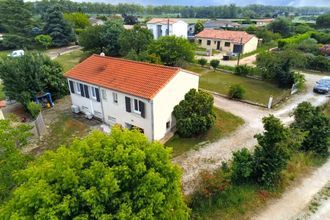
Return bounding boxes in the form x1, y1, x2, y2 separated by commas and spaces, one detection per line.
92, 54, 180, 71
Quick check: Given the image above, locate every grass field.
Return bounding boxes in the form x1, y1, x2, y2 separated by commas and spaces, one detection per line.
166, 107, 244, 157
54, 50, 85, 72
193, 68, 289, 105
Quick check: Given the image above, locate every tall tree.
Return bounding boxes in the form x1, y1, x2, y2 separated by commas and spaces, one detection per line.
316, 14, 330, 28
0, 128, 189, 219
0, 52, 68, 107
268, 17, 292, 37
0, 119, 31, 202
43, 5, 75, 47
194, 20, 204, 34
147, 36, 195, 66
64, 12, 90, 29
118, 25, 153, 56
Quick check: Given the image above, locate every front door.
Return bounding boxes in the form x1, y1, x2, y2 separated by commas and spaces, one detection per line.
216, 41, 221, 50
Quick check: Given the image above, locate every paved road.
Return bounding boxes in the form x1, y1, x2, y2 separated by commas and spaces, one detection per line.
173, 73, 329, 195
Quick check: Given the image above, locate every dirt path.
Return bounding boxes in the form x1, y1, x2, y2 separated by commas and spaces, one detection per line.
173, 72, 329, 195
47, 45, 82, 60
253, 160, 330, 220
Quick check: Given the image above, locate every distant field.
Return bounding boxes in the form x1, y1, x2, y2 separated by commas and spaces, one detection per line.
54, 50, 85, 72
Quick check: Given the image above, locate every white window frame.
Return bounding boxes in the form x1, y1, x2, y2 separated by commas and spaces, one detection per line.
75, 82, 81, 94
113, 92, 118, 103
90, 86, 97, 100
101, 89, 107, 100
133, 99, 141, 114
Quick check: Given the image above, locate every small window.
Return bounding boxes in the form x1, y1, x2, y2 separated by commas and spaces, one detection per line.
134, 99, 140, 113
91, 87, 97, 99
101, 89, 107, 100
225, 42, 230, 47
198, 39, 202, 44
75, 82, 81, 94
113, 92, 118, 103
214, 41, 216, 44
166, 121, 170, 129
207, 40, 211, 46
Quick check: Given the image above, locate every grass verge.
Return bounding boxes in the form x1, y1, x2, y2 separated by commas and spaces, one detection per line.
54, 50, 85, 72
166, 107, 244, 157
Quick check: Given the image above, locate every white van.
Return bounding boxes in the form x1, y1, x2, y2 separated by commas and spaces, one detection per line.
8, 50, 25, 57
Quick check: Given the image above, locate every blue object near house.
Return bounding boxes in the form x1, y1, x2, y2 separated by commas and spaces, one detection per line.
35, 92, 54, 107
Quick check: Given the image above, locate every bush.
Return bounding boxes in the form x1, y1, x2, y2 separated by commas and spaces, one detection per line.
228, 84, 245, 100
198, 58, 207, 67
173, 89, 216, 138
277, 32, 313, 49
231, 148, 254, 184
210, 59, 220, 71
234, 65, 258, 76
307, 55, 330, 72
27, 102, 41, 119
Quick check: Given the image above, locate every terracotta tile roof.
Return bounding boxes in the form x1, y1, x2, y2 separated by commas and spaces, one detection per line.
147, 18, 185, 25
64, 55, 181, 100
196, 29, 255, 44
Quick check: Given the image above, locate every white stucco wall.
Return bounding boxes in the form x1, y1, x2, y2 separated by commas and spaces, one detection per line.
242, 36, 259, 54
68, 79, 103, 119
172, 21, 188, 38
152, 70, 199, 141
101, 88, 153, 140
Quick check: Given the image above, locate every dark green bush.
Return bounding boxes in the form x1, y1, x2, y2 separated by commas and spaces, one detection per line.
210, 59, 220, 71
197, 58, 207, 67
27, 102, 41, 119
228, 84, 245, 100
231, 148, 254, 184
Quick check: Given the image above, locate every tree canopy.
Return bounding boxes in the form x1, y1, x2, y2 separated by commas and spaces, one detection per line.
64, 12, 90, 29
316, 14, 330, 28
147, 36, 195, 66
0, 52, 68, 107
43, 5, 75, 47
0, 128, 189, 219
173, 89, 215, 138
268, 17, 292, 37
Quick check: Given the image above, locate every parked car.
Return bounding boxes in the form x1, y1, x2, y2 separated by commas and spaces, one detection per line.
313, 77, 330, 94
7, 50, 24, 57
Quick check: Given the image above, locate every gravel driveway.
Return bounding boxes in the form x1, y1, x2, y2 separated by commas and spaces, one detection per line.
173, 72, 329, 195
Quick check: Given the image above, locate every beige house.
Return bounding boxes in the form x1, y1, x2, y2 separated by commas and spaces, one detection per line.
65, 54, 199, 141
195, 29, 259, 54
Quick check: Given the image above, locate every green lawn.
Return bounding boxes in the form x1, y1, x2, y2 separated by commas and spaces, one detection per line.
54, 50, 85, 72
199, 70, 290, 105
166, 107, 244, 157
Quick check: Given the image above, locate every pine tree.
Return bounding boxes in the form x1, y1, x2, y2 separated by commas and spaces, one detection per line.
43, 5, 75, 47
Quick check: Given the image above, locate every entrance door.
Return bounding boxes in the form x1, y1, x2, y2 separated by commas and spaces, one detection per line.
216, 41, 221, 50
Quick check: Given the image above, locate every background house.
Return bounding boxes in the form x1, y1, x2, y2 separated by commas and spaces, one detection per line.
195, 29, 258, 54
65, 54, 199, 141
146, 18, 188, 39
204, 20, 241, 29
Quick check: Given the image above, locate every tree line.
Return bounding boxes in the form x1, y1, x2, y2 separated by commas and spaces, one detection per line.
31, 1, 330, 19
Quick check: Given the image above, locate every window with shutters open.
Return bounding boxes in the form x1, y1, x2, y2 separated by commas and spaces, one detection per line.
75, 82, 81, 94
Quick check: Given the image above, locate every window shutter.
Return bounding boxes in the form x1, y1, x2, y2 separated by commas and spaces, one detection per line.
69, 80, 75, 94
80, 84, 85, 97
139, 101, 145, 118
84, 85, 89, 98
125, 97, 131, 112
95, 88, 100, 102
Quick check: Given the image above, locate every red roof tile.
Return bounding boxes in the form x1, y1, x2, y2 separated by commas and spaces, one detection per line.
196, 29, 255, 44
65, 55, 181, 99
147, 18, 185, 25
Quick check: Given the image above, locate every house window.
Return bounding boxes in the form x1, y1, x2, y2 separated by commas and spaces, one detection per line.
75, 82, 81, 94
91, 87, 97, 99
207, 40, 211, 46
90, 87, 100, 102
113, 92, 118, 103
198, 39, 202, 44
134, 99, 140, 113
166, 121, 170, 129
225, 42, 230, 47
101, 89, 107, 100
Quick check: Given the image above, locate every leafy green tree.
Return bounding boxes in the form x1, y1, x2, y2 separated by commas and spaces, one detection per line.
231, 148, 254, 184
210, 59, 220, 71
43, 5, 75, 47
80, 20, 125, 56
253, 115, 290, 187
148, 36, 194, 66
197, 58, 207, 67
0, 52, 68, 107
64, 12, 90, 29
119, 25, 154, 56
194, 20, 204, 34
268, 17, 292, 37
0, 128, 189, 219
34, 34, 53, 49
0, 119, 31, 202
173, 89, 216, 138
316, 14, 330, 28
292, 102, 330, 157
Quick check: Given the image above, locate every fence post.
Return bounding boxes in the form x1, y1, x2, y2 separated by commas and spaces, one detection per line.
268, 96, 273, 109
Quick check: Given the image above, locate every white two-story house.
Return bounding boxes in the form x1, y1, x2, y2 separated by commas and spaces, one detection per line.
65, 54, 199, 141
147, 18, 188, 39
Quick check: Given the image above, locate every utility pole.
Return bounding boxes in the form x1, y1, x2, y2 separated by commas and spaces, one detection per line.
237, 37, 243, 66
167, 17, 170, 36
